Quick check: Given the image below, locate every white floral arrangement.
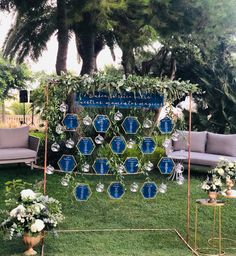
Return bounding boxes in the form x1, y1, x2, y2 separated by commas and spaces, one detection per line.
210, 158, 236, 180
1, 189, 64, 239
201, 176, 222, 192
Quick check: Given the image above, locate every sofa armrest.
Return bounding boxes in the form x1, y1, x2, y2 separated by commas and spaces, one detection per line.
29, 136, 40, 153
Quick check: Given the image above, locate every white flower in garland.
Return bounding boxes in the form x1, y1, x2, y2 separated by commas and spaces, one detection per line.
30, 219, 45, 233
10, 205, 26, 218
20, 189, 36, 201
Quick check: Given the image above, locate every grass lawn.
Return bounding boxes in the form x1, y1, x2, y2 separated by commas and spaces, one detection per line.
0, 165, 236, 256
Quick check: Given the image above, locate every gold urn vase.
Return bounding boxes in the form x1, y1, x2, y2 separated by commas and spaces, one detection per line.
22, 233, 43, 256
208, 191, 217, 203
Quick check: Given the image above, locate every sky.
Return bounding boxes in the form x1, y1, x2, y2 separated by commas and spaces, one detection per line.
0, 11, 122, 74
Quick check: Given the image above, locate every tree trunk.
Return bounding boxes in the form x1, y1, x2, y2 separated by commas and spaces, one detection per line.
121, 47, 135, 76
55, 0, 68, 75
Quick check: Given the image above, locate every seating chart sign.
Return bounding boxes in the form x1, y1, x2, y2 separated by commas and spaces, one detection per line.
110, 136, 126, 154
140, 137, 156, 154
141, 182, 158, 199
122, 116, 140, 134
77, 137, 95, 155
74, 184, 92, 201
124, 157, 139, 174
158, 117, 174, 134
62, 114, 79, 131
76, 91, 164, 109
93, 158, 110, 174
93, 115, 111, 133
58, 155, 77, 172
108, 182, 125, 199
158, 157, 175, 174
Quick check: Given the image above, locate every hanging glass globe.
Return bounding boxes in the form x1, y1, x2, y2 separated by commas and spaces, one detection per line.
61, 177, 69, 187
114, 111, 123, 121
127, 139, 135, 149
117, 164, 124, 174
96, 182, 105, 193
95, 134, 104, 144
143, 118, 153, 129
171, 132, 179, 142
65, 138, 75, 149
56, 124, 64, 134
175, 163, 184, 174
82, 162, 90, 173
130, 182, 139, 192
83, 115, 92, 126
159, 183, 167, 193
125, 86, 132, 92
162, 139, 171, 149
51, 142, 60, 152
177, 175, 185, 185
144, 161, 154, 172
46, 165, 54, 175
59, 102, 68, 113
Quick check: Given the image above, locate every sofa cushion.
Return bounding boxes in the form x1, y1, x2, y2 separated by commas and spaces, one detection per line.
0, 126, 29, 149
206, 132, 236, 157
0, 148, 36, 160
173, 131, 207, 153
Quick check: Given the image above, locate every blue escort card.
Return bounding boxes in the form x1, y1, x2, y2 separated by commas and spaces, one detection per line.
158, 157, 175, 174
124, 157, 139, 174
93, 115, 111, 133
158, 117, 174, 134
140, 137, 156, 154
108, 182, 125, 199
74, 184, 92, 201
93, 158, 110, 174
76, 137, 95, 155
58, 154, 77, 172
122, 116, 140, 134
141, 182, 158, 199
62, 114, 79, 131
110, 136, 126, 154
76, 91, 164, 109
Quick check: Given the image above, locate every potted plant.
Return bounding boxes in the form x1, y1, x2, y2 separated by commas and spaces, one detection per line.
1, 188, 64, 255
210, 158, 236, 196
201, 176, 222, 203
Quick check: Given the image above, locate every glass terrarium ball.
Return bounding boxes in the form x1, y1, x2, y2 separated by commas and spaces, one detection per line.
61, 177, 69, 187
95, 134, 104, 144
117, 164, 125, 174
127, 139, 135, 149
51, 142, 60, 152
159, 183, 167, 193
171, 132, 179, 142
56, 124, 64, 134
177, 175, 185, 185
143, 118, 153, 129
144, 161, 154, 172
46, 165, 55, 175
130, 182, 139, 192
59, 102, 68, 113
114, 111, 123, 121
162, 139, 171, 149
82, 163, 90, 173
83, 115, 92, 126
96, 182, 105, 193
65, 138, 75, 149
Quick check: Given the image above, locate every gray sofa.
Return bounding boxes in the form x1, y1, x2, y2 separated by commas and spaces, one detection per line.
167, 131, 236, 167
0, 126, 40, 169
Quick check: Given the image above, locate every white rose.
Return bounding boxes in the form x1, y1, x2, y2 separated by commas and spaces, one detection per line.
20, 189, 36, 201
10, 205, 26, 218
217, 168, 224, 176
229, 162, 234, 168
30, 219, 45, 233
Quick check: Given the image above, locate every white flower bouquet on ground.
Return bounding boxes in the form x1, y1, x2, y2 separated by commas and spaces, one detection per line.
1, 188, 64, 239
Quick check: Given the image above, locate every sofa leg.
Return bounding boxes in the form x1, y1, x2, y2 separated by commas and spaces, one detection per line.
31, 162, 34, 170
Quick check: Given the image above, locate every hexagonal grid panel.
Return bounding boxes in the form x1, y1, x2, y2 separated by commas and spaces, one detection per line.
74, 183, 92, 201
121, 116, 140, 134
107, 182, 125, 199
92, 158, 110, 175
76, 137, 95, 155
158, 117, 174, 134
124, 157, 139, 174
58, 154, 77, 173
139, 137, 156, 154
158, 157, 175, 174
140, 182, 158, 199
93, 115, 111, 133
110, 136, 126, 154
62, 114, 79, 131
